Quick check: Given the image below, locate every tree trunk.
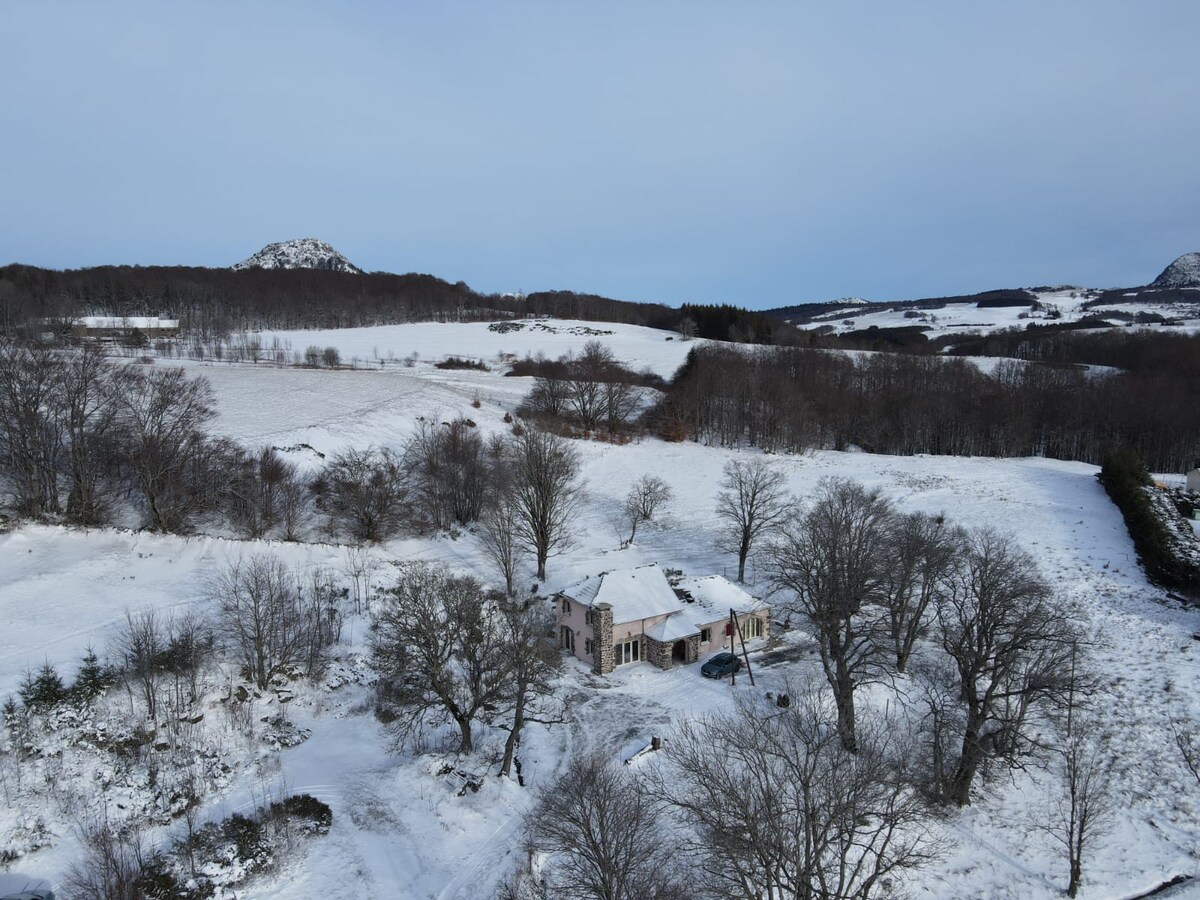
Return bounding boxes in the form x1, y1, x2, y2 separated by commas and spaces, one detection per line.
737, 535, 750, 583
834, 660, 857, 754
501, 684, 527, 778
457, 716, 474, 754
949, 711, 985, 806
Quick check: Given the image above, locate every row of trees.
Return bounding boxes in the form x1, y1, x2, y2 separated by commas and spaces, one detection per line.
763, 477, 1078, 808
516, 341, 656, 435
656, 344, 1199, 471
0, 346, 588, 581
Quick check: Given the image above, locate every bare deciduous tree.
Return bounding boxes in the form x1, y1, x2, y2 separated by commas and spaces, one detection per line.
768, 478, 893, 752
1038, 649, 1114, 898
115, 366, 216, 532
117, 609, 166, 720
479, 491, 526, 596
498, 597, 561, 779
715, 457, 789, 583
508, 427, 582, 581
211, 554, 336, 690
659, 691, 939, 900
315, 446, 407, 542
937, 528, 1075, 805
0, 345, 65, 516
405, 417, 491, 530
530, 753, 681, 900
879, 512, 959, 674
61, 345, 118, 525
372, 563, 510, 753
622, 475, 672, 546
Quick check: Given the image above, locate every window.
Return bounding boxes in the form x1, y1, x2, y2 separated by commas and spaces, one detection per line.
585, 638, 593, 656
561, 597, 570, 615
742, 616, 763, 639
585, 609, 592, 626
700, 627, 711, 644
615, 639, 641, 666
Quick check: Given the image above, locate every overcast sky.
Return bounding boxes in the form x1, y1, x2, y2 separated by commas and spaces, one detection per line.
4, 1, 1198, 307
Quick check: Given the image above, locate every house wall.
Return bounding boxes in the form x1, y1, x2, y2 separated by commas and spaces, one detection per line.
696, 610, 771, 654
556, 596, 595, 666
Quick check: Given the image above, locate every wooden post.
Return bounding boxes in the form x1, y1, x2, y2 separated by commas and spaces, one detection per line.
728, 609, 737, 687
732, 609, 755, 687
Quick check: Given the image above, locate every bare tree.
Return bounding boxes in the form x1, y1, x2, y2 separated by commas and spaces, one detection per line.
61, 345, 118, 525
479, 491, 526, 596
659, 691, 938, 900
622, 475, 672, 546
315, 446, 408, 542
116, 609, 166, 720
64, 817, 149, 900
498, 597, 561, 779
211, 554, 333, 690
767, 478, 892, 752
937, 528, 1075, 805
371, 563, 511, 753
0, 344, 65, 516
879, 512, 960, 674
529, 753, 680, 900
115, 366, 215, 532
1038, 648, 1114, 898
715, 457, 789, 583
508, 427, 583, 581
405, 417, 491, 529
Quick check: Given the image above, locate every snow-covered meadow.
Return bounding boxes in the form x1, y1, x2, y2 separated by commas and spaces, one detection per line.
4, 319, 1200, 898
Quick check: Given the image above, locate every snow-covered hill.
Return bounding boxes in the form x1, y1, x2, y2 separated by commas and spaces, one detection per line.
232, 238, 363, 274
783, 287, 1200, 339
1151, 252, 1200, 290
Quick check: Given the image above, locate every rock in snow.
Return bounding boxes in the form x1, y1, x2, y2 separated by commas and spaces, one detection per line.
232, 238, 363, 274
1150, 251, 1200, 289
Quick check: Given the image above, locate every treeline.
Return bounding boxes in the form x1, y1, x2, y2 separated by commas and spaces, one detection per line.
0, 264, 681, 337
940, 325, 1200, 376
514, 340, 663, 435
652, 345, 1198, 471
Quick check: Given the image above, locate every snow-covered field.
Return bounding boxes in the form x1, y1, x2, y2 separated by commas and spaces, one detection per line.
789, 288, 1200, 339
4, 320, 1200, 899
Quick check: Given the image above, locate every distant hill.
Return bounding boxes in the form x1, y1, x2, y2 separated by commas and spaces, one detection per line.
232, 238, 363, 274
1150, 252, 1200, 290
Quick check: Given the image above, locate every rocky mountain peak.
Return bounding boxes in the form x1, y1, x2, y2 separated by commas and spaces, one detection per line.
232, 238, 362, 274
1150, 252, 1200, 290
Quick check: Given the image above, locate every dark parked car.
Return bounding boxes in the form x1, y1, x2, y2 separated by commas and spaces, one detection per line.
701, 652, 742, 678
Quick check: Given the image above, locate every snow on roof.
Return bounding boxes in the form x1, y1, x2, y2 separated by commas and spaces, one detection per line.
675, 575, 764, 617
560, 567, 768, 636
76, 316, 179, 329
645, 614, 699, 642
560, 564, 682, 624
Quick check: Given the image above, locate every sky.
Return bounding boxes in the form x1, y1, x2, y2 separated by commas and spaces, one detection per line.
3, 1, 1199, 309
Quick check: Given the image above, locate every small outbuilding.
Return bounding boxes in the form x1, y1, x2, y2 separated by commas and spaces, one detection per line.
554, 564, 769, 675
1187, 468, 1200, 493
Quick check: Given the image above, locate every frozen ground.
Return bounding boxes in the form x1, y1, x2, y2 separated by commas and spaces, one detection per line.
4, 321, 1200, 898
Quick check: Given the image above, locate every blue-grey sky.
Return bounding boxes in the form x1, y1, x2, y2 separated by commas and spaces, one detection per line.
4, 1, 1198, 307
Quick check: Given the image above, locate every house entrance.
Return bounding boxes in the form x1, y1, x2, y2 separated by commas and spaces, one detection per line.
615, 639, 640, 666
672, 640, 687, 664
560, 626, 575, 653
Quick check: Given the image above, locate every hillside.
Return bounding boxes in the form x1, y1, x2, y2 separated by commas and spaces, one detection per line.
3, 320, 1200, 899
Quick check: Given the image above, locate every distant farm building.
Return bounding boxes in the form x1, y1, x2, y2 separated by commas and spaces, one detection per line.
554, 564, 769, 675
1188, 468, 1200, 493
71, 316, 180, 340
